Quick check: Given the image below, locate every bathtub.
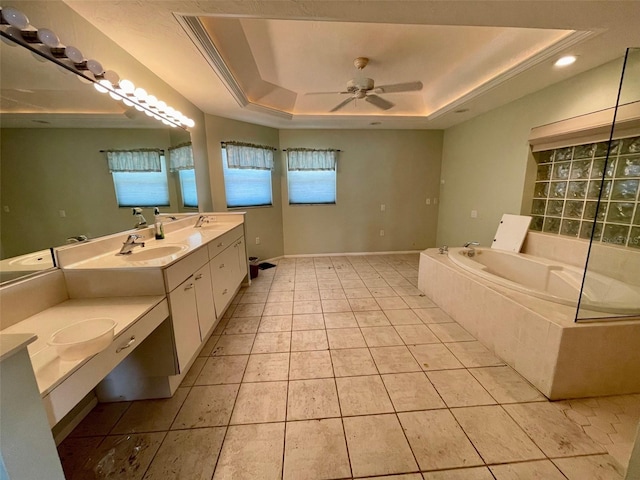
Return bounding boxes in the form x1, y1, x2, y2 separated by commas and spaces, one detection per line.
418, 246, 640, 399
447, 247, 640, 315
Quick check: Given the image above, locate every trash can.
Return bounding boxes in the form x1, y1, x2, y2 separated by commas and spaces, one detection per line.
249, 257, 259, 279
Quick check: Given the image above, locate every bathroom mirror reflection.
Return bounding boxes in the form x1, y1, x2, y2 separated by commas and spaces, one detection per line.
0, 33, 194, 283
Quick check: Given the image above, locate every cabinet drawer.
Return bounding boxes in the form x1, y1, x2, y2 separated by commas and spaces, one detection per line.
164, 246, 209, 292
207, 225, 243, 259
42, 299, 169, 426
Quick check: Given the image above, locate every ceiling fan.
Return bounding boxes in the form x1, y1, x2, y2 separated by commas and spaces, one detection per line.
306, 57, 423, 112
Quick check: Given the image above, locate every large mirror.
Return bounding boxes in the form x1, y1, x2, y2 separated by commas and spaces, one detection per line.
0, 33, 194, 283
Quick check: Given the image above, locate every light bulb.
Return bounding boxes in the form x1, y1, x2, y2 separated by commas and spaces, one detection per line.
1, 7, 29, 29
134, 87, 147, 102
103, 70, 119, 85
161, 119, 171, 126
146, 95, 157, 107
134, 104, 144, 112
109, 91, 122, 101
94, 79, 110, 93
1, 26, 22, 44
123, 98, 134, 107
87, 59, 104, 75
64, 45, 83, 63
554, 55, 576, 67
165, 106, 176, 117
185, 118, 195, 128
36, 28, 59, 48
156, 100, 167, 112
144, 110, 153, 117
119, 79, 135, 94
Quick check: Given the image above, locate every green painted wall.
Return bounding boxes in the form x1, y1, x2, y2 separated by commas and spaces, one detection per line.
437, 58, 627, 248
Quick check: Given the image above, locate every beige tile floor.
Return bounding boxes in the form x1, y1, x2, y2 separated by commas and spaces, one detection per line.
58, 254, 639, 480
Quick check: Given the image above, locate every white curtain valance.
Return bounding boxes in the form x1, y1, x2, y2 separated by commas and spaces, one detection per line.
106, 149, 162, 172
225, 142, 274, 170
286, 149, 337, 171
168, 142, 194, 172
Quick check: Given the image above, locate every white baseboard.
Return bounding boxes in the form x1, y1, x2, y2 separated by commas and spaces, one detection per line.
282, 250, 422, 258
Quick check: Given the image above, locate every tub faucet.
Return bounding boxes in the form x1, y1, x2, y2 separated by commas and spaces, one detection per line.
463, 241, 480, 257
438, 245, 448, 254
118, 234, 145, 255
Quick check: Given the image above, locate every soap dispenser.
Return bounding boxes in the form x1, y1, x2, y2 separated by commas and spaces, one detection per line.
154, 207, 165, 240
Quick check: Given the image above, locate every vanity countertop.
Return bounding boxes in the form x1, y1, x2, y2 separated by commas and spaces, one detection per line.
1, 295, 166, 396
0, 333, 37, 362
60, 216, 244, 270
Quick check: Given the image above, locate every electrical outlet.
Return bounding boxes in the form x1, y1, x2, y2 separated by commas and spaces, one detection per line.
255, 237, 261, 245
379, 229, 385, 237
380, 204, 386, 212
471, 210, 478, 218
59, 210, 66, 218
425, 198, 431, 205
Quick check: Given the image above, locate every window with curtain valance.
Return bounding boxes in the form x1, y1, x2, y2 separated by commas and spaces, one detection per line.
168, 142, 194, 172
105, 149, 163, 172
285, 148, 338, 204
286, 148, 337, 171
224, 141, 275, 170
221, 141, 276, 208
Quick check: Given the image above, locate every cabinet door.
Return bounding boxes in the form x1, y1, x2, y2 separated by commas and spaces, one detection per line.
235, 236, 248, 284
211, 245, 238, 316
194, 263, 216, 340
168, 276, 201, 372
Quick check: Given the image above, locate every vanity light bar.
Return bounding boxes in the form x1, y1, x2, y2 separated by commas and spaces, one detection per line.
0, 6, 195, 129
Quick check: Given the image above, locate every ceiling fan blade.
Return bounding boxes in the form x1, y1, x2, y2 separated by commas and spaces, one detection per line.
330, 96, 356, 112
373, 81, 423, 94
365, 94, 394, 110
305, 91, 350, 96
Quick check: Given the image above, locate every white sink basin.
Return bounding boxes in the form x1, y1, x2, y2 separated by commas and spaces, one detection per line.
122, 244, 188, 261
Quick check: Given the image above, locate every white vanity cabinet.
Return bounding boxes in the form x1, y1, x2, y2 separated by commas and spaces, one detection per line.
209, 226, 246, 316
167, 276, 202, 371
164, 224, 247, 373
193, 263, 216, 339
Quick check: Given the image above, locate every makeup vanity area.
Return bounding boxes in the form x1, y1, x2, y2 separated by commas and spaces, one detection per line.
0, 214, 248, 478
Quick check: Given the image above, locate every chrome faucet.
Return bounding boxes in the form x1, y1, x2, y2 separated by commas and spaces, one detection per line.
117, 234, 145, 255
194, 215, 212, 227
463, 241, 480, 257
66, 234, 88, 244
132, 207, 147, 229
438, 245, 449, 254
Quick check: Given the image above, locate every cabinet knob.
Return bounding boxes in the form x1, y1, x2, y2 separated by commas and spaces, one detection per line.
217, 242, 224, 247
222, 288, 228, 295
219, 263, 225, 269
116, 336, 136, 353
195, 274, 203, 280
184, 283, 194, 290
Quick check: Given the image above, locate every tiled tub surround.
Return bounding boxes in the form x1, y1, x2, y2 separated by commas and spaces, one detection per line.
418, 247, 640, 400
55, 255, 638, 479
530, 135, 640, 248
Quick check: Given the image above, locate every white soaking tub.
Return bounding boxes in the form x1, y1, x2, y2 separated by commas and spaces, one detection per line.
447, 247, 640, 315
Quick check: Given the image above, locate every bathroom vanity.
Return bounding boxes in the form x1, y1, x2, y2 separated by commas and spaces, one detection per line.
0, 213, 248, 430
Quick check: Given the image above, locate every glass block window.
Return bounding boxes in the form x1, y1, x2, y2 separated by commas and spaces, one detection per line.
530, 136, 640, 249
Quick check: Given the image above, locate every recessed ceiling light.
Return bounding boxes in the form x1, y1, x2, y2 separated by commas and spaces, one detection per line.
555, 55, 577, 67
